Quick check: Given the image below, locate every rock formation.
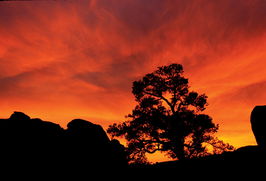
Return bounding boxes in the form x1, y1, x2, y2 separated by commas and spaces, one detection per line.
251, 105, 266, 148
0, 112, 128, 171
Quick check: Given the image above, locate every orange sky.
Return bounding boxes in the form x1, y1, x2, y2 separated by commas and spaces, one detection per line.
0, 0, 266, 162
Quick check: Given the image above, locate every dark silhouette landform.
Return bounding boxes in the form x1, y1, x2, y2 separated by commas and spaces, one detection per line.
0, 106, 265, 171
251, 106, 266, 148
0, 112, 128, 172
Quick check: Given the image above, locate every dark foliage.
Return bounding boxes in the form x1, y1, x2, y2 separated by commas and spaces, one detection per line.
129, 105, 266, 174
108, 64, 234, 163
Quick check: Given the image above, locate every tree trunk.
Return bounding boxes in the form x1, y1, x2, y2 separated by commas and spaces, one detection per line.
174, 137, 185, 160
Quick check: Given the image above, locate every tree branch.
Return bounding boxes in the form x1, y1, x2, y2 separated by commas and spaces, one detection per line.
144, 148, 164, 154
176, 99, 184, 112
143, 90, 175, 114
136, 138, 168, 154
138, 139, 167, 145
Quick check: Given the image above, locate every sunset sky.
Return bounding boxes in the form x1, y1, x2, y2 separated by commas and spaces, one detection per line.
0, 0, 266, 162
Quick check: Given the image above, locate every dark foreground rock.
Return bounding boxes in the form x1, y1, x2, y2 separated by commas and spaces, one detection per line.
251, 105, 266, 148
0, 112, 128, 172
140, 146, 266, 175
1, 105, 266, 174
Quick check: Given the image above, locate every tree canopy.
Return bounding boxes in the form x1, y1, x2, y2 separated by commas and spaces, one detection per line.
107, 63, 234, 163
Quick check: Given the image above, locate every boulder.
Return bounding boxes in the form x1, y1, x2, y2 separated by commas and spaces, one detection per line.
9, 111, 30, 120
66, 119, 110, 144
65, 119, 112, 166
0, 112, 128, 170
251, 105, 266, 148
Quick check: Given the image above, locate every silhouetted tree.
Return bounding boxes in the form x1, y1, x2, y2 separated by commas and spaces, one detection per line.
108, 64, 234, 163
